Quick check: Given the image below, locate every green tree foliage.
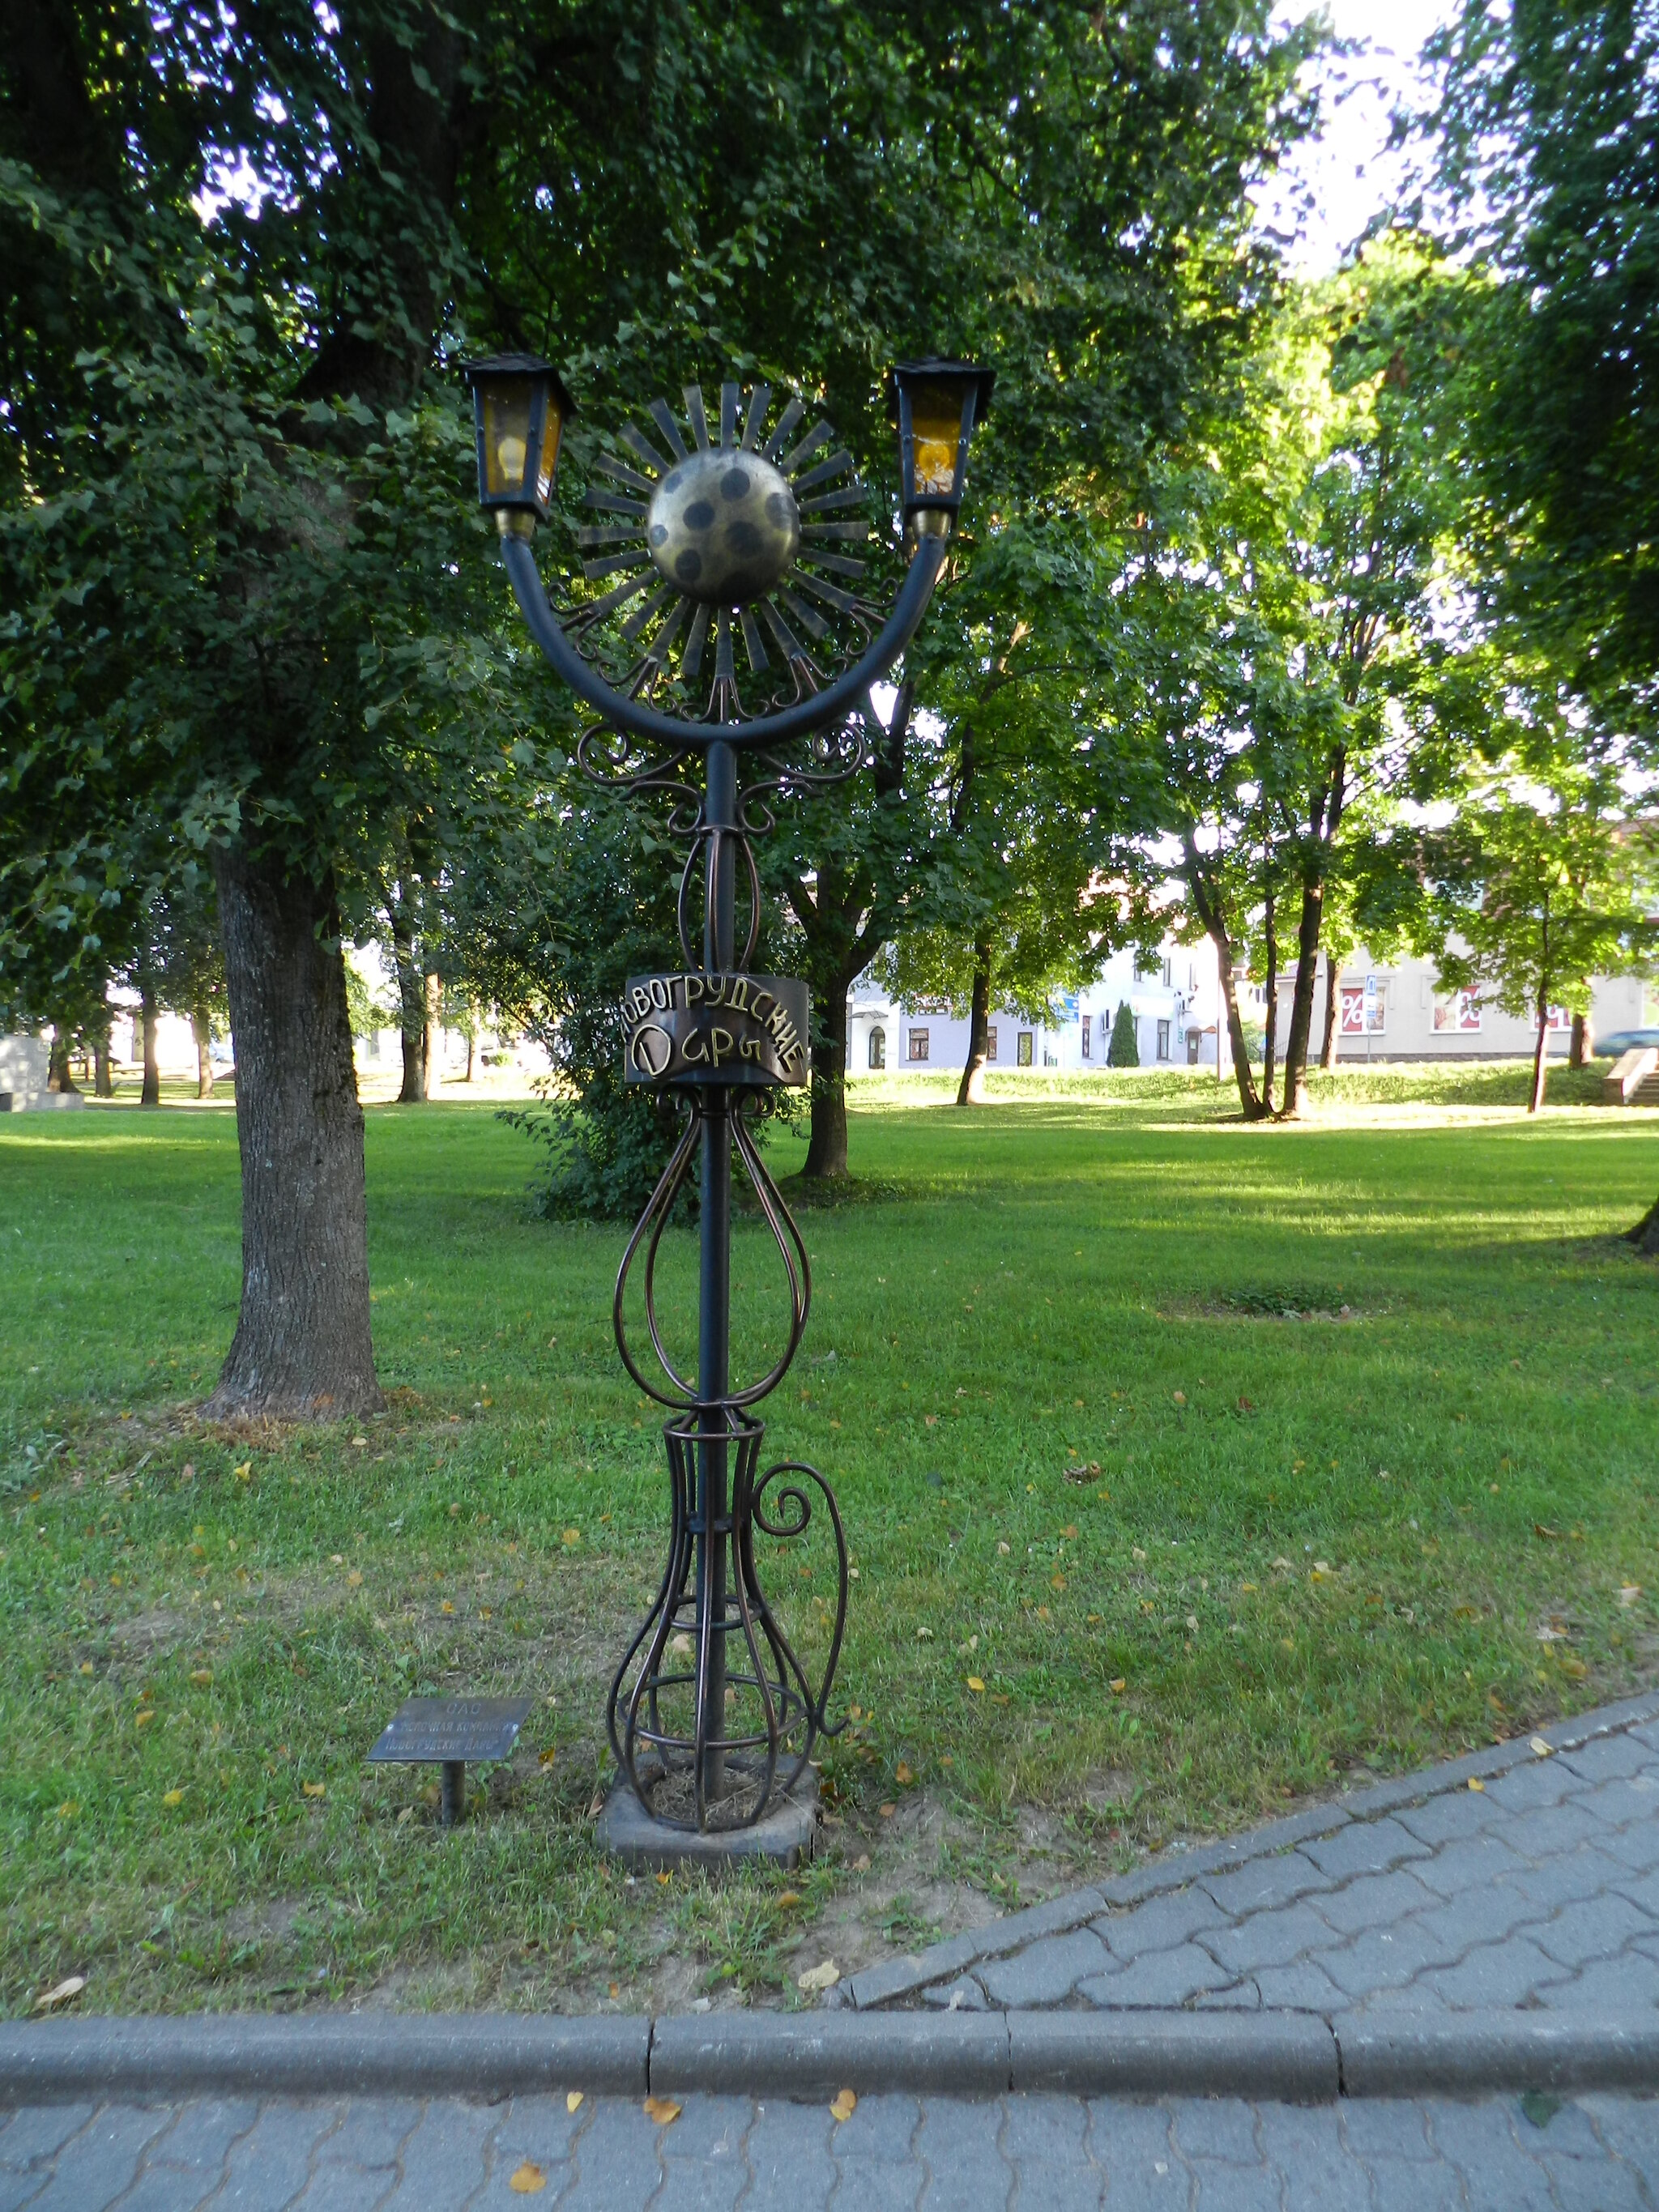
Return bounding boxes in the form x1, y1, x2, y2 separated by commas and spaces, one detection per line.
1108, 1000, 1141, 1067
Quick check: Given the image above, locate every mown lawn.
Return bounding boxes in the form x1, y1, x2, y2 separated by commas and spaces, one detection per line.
2, 1068, 1657, 2017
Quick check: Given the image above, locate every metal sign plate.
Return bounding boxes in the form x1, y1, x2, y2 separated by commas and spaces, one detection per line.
621, 973, 809, 1087
365, 1696, 533, 1766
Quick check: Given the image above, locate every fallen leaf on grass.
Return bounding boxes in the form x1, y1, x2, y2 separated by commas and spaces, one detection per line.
1619, 1585, 1643, 1608
303, 1781, 326, 1798
1109, 1678, 1127, 1694
776, 1890, 802, 1908
797, 1959, 840, 1993
561, 1529, 581, 1547
1050, 1575, 1067, 1592
966, 1676, 985, 1693
565, 2091, 584, 2113
1559, 1655, 1589, 1679
509, 2162, 547, 2193
539, 1746, 557, 1767
441, 1601, 455, 1615
34, 1976, 85, 2011
830, 2089, 857, 2122
162, 1788, 184, 1807
346, 1569, 363, 1588
895, 1762, 914, 1786
190, 1668, 213, 1686
1534, 1524, 1562, 1541
879, 1802, 897, 1818
644, 2097, 682, 2126
135, 1710, 155, 1728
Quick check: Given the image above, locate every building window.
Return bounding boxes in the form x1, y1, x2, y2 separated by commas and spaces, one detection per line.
1432, 992, 1482, 1034
1081, 1018, 1091, 1059
1544, 1004, 1572, 1031
907, 1028, 929, 1062
986, 1026, 998, 1062
868, 1025, 885, 1069
1156, 1019, 1171, 1061
1017, 1031, 1033, 1067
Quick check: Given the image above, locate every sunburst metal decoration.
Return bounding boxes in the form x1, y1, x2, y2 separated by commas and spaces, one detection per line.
562, 381, 885, 724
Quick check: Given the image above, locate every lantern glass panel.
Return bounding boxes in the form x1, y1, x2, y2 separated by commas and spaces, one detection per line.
481, 382, 536, 501
536, 394, 565, 508
909, 381, 967, 499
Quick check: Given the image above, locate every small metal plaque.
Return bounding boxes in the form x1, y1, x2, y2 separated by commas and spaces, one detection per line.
366, 1696, 533, 1767
621, 972, 810, 1088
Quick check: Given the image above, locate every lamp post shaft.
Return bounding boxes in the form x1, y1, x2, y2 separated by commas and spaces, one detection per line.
697, 738, 738, 1804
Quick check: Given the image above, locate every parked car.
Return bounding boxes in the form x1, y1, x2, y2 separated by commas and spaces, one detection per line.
1594, 1029, 1659, 1057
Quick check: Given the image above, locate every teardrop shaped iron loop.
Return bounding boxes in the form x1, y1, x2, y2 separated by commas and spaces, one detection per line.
677, 823, 762, 974
612, 1108, 700, 1406
608, 1421, 691, 1775
723, 1108, 812, 1406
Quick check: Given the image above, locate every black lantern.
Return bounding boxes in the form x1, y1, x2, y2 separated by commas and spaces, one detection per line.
463, 354, 575, 530
891, 357, 995, 531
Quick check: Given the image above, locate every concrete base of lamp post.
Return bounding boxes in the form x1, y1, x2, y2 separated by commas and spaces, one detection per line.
596, 1767, 819, 1873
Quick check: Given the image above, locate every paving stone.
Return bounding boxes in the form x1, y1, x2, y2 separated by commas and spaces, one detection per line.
559, 2100, 663, 2212
1412, 1881, 1542, 1953
1597, 1815, 1659, 1873
1533, 1890, 1657, 1968
1298, 1817, 1431, 1881
1076, 1942, 1233, 2008
1350, 1980, 1452, 2014
1256, 2103, 1370, 2212
1533, 1951, 1659, 2010
1493, 1798, 1610, 1860
214, 2103, 338, 2210
1605, 1864, 1659, 1920
310, 2097, 424, 2175
915, 2099, 1009, 2212
134, 2098, 261, 2183
1252, 1958, 1349, 2012
1316, 1917, 1448, 2000
1094, 1886, 1229, 1963
828, 2095, 921, 2163
1405, 1831, 1529, 1899
0, 2108, 95, 2173
382, 2099, 498, 2206
1313, 1868, 1439, 1938
1419, 1932, 1569, 2007
1366, 2156, 1465, 2211
1480, 1758, 1580, 1813
1167, 2099, 1258, 2164
1188, 2162, 1278, 2211
1005, 2158, 1102, 2210
1425, 2098, 1555, 2211
1001, 2095, 1087, 2163
1575, 1774, 1659, 1832
919, 1977, 988, 2011
1536, 2147, 1650, 2211
978, 1929, 1111, 2008
1081, 2103, 1186, 2212
1558, 1733, 1657, 1784
653, 2156, 749, 2211
289, 2164, 389, 2211
830, 2151, 924, 2212
1580, 2092, 1659, 2174
1198, 1852, 1334, 1918
1199, 1901, 1336, 1975
1341, 2102, 1436, 2162
1192, 1978, 1260, 2010
23, 2103, 174, 2212
1502, 1841, 1635, 1912
491, 2093, 590, 2175
743, 2101, 835, 2211
1396, 1790, 1504, 1848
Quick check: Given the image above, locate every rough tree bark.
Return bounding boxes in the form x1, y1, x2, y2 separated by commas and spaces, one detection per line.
1529, 994, 1551, 1115
420, 970, 441, 1094
957, 931, 993, 1106
94, 1032, 113, 1096
802, 966, 855, 1178
1320, 948, 1341, 1069
1569, 1011, 1587, 1068
206, 846, 382, 1420
1278, 872, 1324, 1118
46, 1029, 79, 1092
390, 914, 425, 1102
1261, 884, 1278, 1115
135, 949, 161, 1106
1182, 837, 1265, 1119
192, 1010, 215, 1098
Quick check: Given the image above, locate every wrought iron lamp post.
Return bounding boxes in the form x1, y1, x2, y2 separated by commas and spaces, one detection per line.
465, 354, 992, 1864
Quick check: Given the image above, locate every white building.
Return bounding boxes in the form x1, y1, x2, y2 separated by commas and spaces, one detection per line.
847, 933, 1650, 1080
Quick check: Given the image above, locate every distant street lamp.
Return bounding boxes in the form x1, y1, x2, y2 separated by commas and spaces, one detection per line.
465, 357, 992, 1861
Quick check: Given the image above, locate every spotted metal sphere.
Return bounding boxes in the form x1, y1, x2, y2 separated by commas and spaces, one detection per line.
646, 449, 800, 607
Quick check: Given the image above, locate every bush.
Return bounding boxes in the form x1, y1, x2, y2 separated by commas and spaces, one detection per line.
1107, 999, 1140, 1067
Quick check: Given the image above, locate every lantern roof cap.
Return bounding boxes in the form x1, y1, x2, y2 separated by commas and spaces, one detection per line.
461, 355, 577, 414
890, 358, 996, 420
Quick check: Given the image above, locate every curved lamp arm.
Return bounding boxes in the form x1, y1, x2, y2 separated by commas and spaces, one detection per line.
498, 530, 947, 752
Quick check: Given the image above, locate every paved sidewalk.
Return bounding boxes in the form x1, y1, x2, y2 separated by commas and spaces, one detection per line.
6, 2086, 1659, 2209
847, 1690, 1659, 2020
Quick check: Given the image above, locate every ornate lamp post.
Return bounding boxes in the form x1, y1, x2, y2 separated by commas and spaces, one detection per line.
465, 355, 992, 1865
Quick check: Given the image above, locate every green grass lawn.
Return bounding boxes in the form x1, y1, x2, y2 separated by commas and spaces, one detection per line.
3, 1068, 1657, 2017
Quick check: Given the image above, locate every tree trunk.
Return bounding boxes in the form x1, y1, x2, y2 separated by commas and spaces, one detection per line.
94, 1034, 113, 1097
193, 1010, 215, 1099
421, 970, 441, 1094
1320, 949, 1341, 1069
957, 933, 993, 1106
391, 918, 425, 1102
1529, 992, 1550, 1115
138, 963, 160, 1106
47, 1029, 79, 1092
802, 972, 854, 1178
1626, 1196, 1659, 1255
1569, 1012, 1587, 1068
464, 1030, 475, 1082
1277, 877, 1324, 1120
205, 845, 382, 1421
1181, 840, 1265, 1119
1261, 887, 1278, 1115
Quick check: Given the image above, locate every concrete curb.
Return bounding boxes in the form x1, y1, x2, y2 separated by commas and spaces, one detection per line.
5, 2009, 1658, 2106
844, 1689, 1659, 2014
0, 2014, 650, 2104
